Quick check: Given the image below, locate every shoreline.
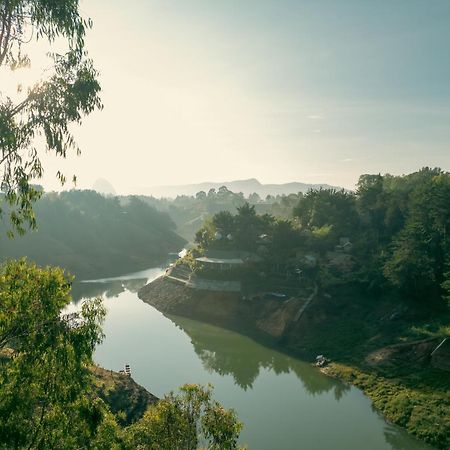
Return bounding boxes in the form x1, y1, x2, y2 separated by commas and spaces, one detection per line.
138, 275, 449, 449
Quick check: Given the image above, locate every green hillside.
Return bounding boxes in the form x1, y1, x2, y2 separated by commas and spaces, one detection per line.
0, 190, 186, 279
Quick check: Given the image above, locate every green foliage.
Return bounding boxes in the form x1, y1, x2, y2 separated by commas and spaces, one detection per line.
194, 202, 301, 257
442, 271, 450, 305
291, 168, 450, 305
383, 222, 437, 299
125, 384, 243, 450
0, 0, 101, 234
212, 210, 235, 236
0, 259, 111, 449
190, 168, 450, 306
195, 217, 216, 250
234, 203, 262, 250
309, 224, 335, 253
379, 170, 450, 303
293, 188, 358, 239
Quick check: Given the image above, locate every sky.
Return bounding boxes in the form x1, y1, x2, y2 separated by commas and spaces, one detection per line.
2, 0, 450, 192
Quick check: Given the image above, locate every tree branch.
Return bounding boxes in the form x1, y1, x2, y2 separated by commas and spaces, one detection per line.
0, 6, 12, 67
7, 94, 32, 118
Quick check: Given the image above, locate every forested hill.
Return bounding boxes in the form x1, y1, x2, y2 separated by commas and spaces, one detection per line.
0, 190, 186, 279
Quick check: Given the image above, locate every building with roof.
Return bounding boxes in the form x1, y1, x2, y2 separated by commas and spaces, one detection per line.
195, 250, 261, 271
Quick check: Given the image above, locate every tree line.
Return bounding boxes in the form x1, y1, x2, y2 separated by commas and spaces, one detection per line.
138, 186, 304, 242
192, 168, 450, 307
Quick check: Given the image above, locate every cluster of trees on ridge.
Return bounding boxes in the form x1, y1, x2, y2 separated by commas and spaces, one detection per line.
0, 190, 186, 278
303, 167, 450, 305
192, 168, 450, 307
138, 187, 303, 242
194, 203, 302, 264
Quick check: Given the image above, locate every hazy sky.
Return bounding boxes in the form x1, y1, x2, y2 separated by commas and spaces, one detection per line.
4, 0, 450, 192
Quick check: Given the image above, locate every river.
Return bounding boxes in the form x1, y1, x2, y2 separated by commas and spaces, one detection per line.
70, 266, 434, 450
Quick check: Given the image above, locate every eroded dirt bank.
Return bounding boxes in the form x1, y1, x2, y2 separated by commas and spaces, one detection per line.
138, 276, 301, 342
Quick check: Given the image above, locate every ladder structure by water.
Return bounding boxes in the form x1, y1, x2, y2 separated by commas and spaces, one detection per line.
119, 364, 132, 377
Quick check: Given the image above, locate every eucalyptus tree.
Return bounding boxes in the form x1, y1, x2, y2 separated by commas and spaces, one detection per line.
0, 259, 112, 449
0, 0, 101, 234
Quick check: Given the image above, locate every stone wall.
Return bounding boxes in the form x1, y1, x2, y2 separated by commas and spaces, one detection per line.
188, 277, 241, 293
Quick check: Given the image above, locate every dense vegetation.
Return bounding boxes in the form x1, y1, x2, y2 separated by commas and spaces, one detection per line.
295, 167, 450, 306
0, 190, 186, 278
0, 260, 243, 449
182, 168, 450, 448
191, 168, 450, 307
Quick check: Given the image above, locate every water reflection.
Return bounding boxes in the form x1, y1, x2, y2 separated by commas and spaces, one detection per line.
384, 425, 427, 450
71, 278, 148, 303
167, 314, 350, 399
71, 265, 167, 303
70, 266, 435, 450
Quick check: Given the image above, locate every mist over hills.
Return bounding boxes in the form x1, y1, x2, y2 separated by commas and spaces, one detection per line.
136, 178, 342, 199
0, 190, 186, 278
93, 178, 116, 196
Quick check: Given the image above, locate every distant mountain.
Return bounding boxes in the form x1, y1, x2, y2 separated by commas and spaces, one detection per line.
138, 178, 342, 198
93, 178, 116, 196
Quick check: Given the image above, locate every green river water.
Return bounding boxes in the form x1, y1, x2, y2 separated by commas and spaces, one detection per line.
70, 266, 435, 450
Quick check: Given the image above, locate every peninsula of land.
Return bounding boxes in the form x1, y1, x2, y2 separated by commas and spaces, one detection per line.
139, 168, 450, 449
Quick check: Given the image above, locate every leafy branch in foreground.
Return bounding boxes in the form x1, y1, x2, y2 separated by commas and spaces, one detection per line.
0, 0, 102, 235
0, 259, 107, 449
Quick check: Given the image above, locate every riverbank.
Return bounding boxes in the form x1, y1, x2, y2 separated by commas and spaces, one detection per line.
322, 363, 449, 449
138, 276, 450, 449
138, 275, 303, 340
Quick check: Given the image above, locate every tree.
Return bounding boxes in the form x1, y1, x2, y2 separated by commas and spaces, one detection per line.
0, 190, 186, 278
196, 190, 207, 200
0, 259, 110, 449
383, 222, 438, 300
248, 192, 261, 204
125, 384, 243, 450
383, 171, 450, 304
212, 210, 235, 236
217, 185, 231, 199
0, 0, 101, 234
234, 203, 260, 250
271, 218, 302, 260
293, 188, 358, 239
